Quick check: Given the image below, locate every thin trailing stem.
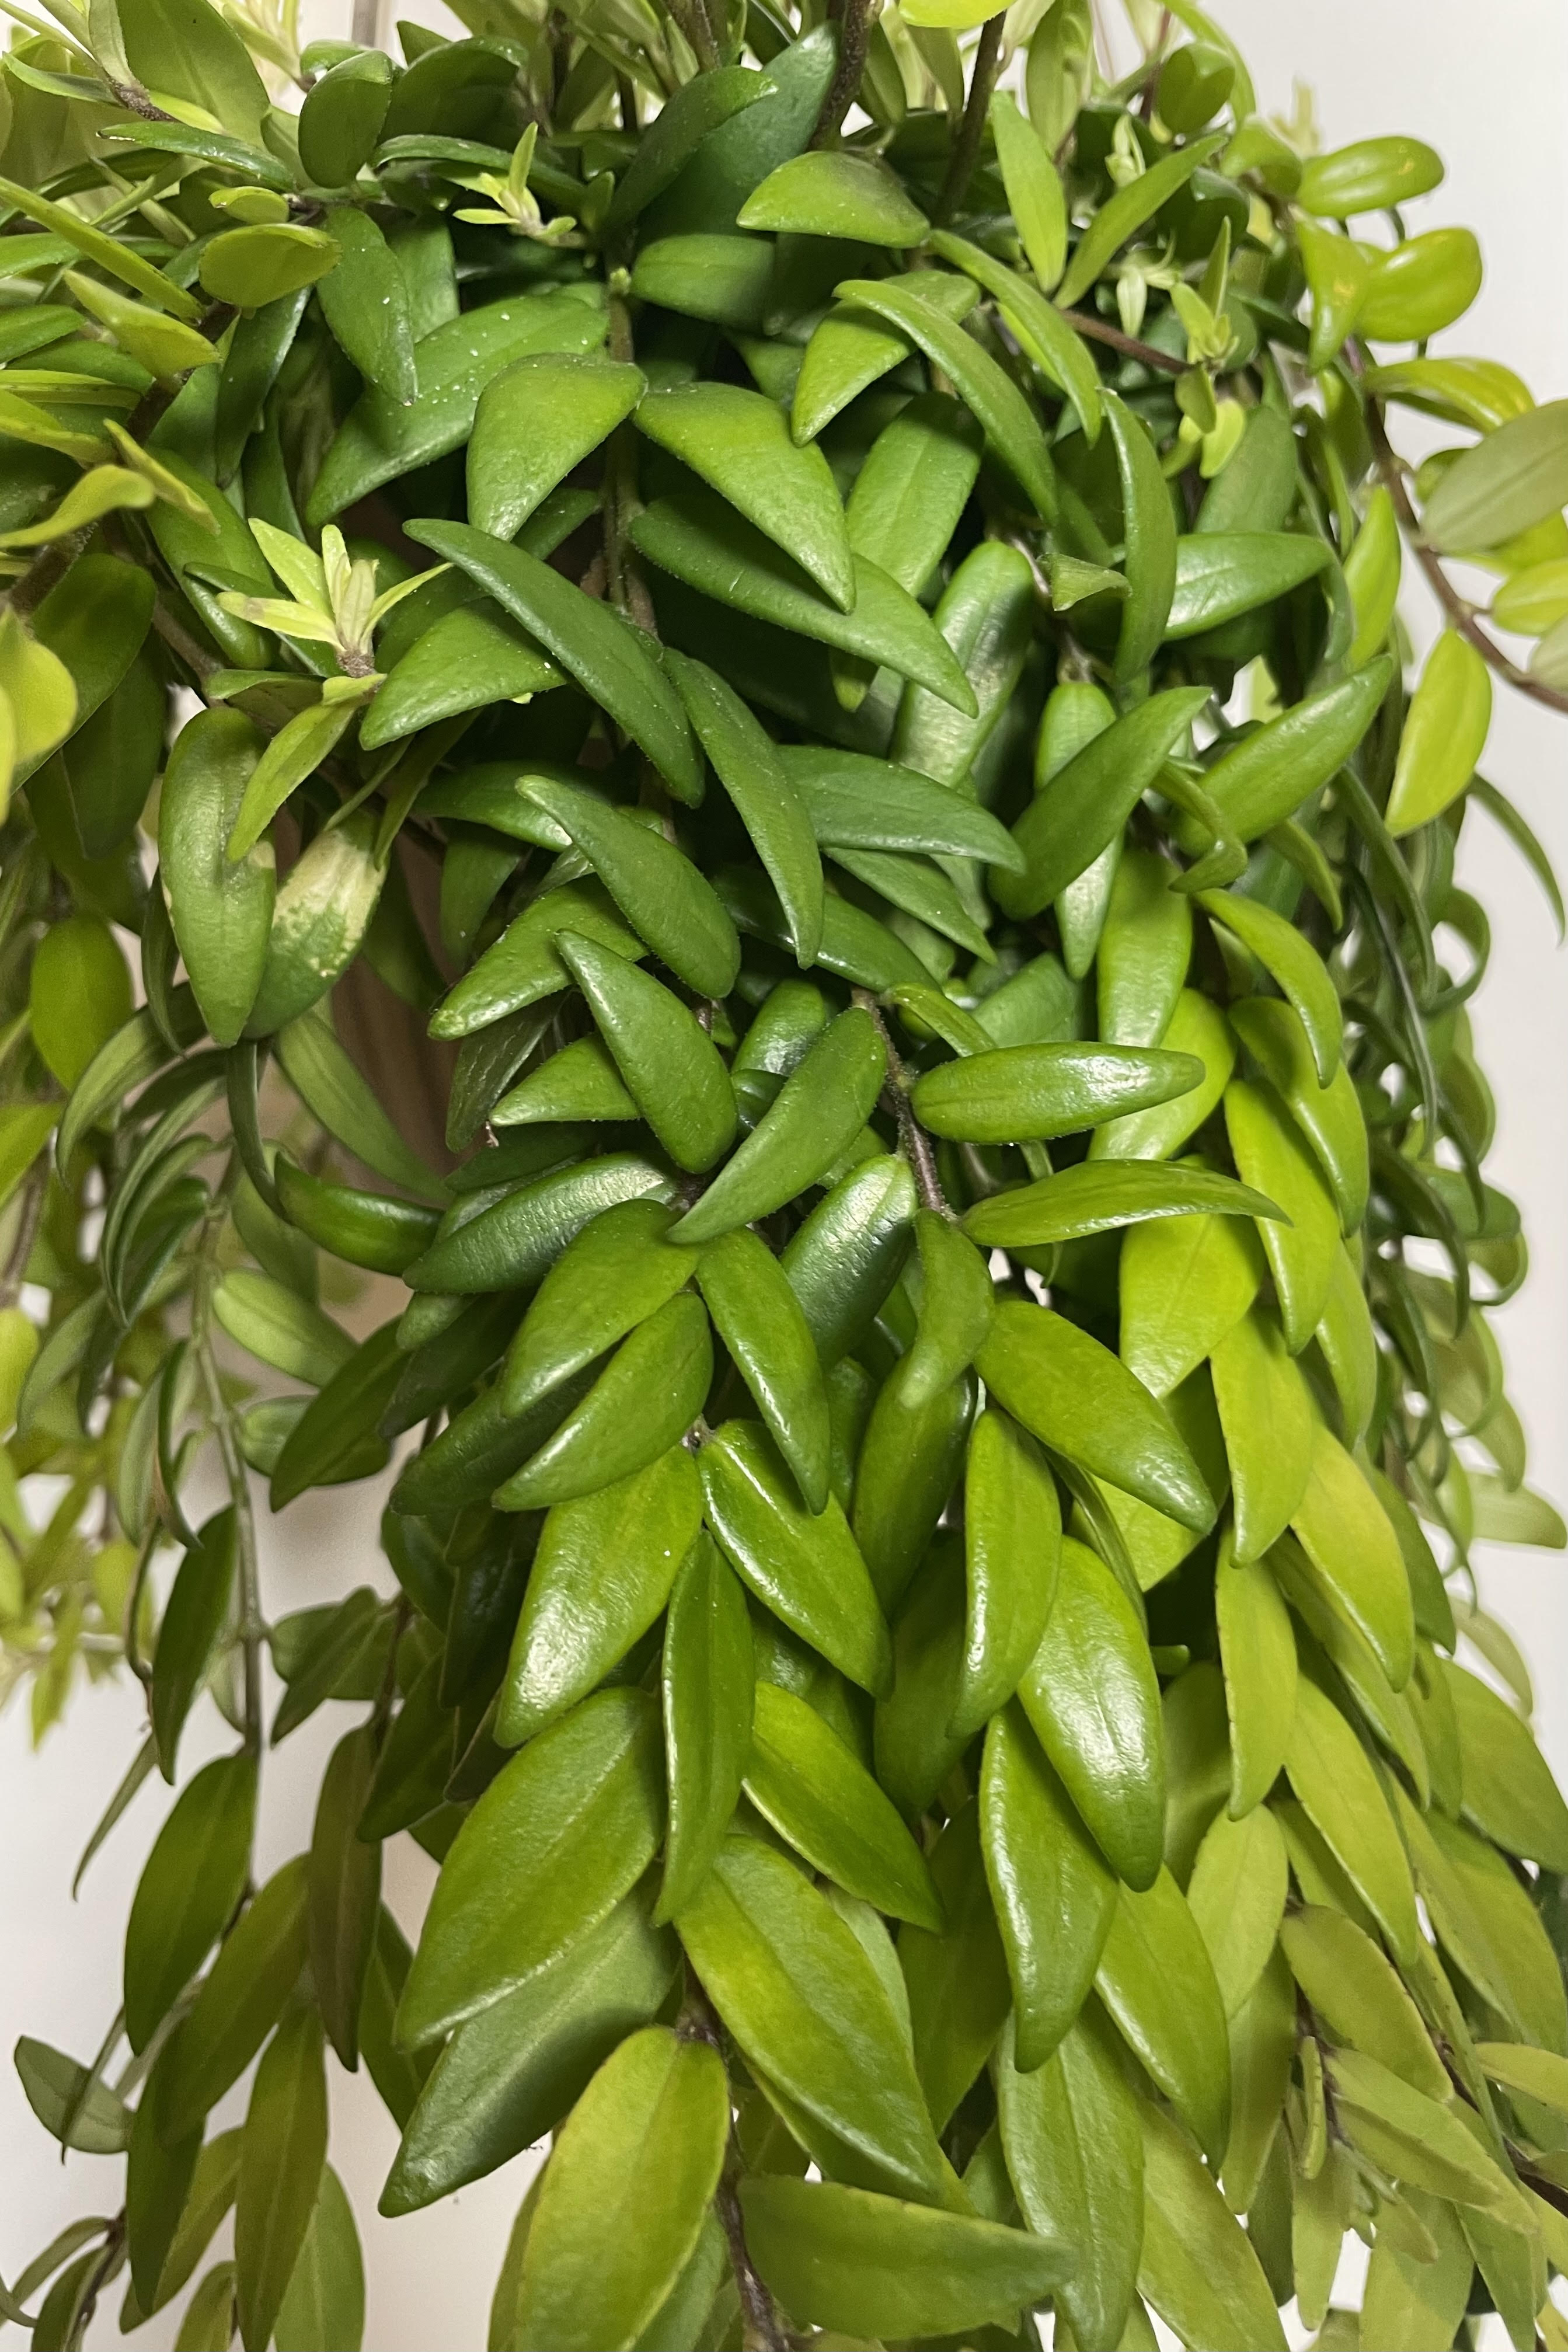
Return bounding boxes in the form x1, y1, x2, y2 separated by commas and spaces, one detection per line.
677, 1980, 799, 2352
0, 1161, 46, 1308
853, 991, 952, 1217
5, 529, 95, 620
932, 13, 1004, 228
664, 0, 720, 74
1365, 395, 1568, 720
191, 1174, 264, 1761
811, 0, 874, 149
1060, 307, 1186, 375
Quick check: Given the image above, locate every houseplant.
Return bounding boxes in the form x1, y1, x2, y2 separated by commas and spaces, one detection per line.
4, 0, 1568, 2340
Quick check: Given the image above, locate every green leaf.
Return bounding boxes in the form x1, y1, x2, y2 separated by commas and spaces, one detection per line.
410, 1158, 673, 1301
1441, 1658, 1568, 1869
117, 0, 268, 141
952, 1409, 1060, 1740
274, 2166, 363, 2352
977, 1299, 1215, 1534
1291, 1420, 1415, 1691
408, 520, 702, 806
912, 1040, 1203, 1144
310, 208, 413, 408
151, 1507, 236, 1779
398, 1689, 664, 2047
637, 379, 856, 611
29, 912, 132, 1090
996, 2004, 1143, 2351
498, 1447, 701, 1744
671, 1006, 884, 1245
967, 1159, 1280, 1252
657, 1533, 754, 1924
989, 92, 1067, 290
632, 490, 978, 715
385, 1883, 677, 2217
701, 1418, 892, 1696
1057, 132, 1228, 307
1280, 1905, 1448, 2098
307, 1726, 380, 2070
781, 1152, 917, 1368
0, 172, 203, 322
174, 2264, 238, 2352
902, 1211, 995, 1413
1224, 1078, 1339, 1352
212, 1268, 353, 1389
500, 1197, 695, 1416
1421, 397, 1568, 552
467, 354, 643, 543
124, 1752, 257, 2054
1285, 1677, 1419, 1966
1103, 391, 1177, 679
841, 388, 987, 601
629, 233, 773, 330
665, 650, 824, 968
309, 289, 609, 524
234, 2005, 328, 2352
1385, 629, 1492, 837
1137, 2104, 1287, 2351
525, 780, 738, 1001
1186, 1803, 1288, 2019
491, 1292, 711, 1511
1019, 1535, 1165, 1890
790, 269, 979, 445
1200, 661, 1392, 842
739, 2175, 1070, 2339
160, 709, 276, 1047
980, 1703, 1116, 2071
852, 1351, 975, 1612
604, 65, 769, 231
1202, 888, 1343, 1083
162, 1859, 309, 2143
513, 2028, 729, 2352
1166, 532, 1331, 638
831, 275, 1057, 522
296, 48, 393, 186
200, 225, 340, 309
698, 1224, 831, 1514
745, 1680, 942, 1929
1096, 1866, 1231, 2166
246, 808, 386, 1037
1210, 1306, 1313, 1563
899, 1800, 1011, 2133
675, 1834, 959, 2207
740, 149, 928, 244
15, 2036, 131, 2154
1326, 2047, 1518, 2214
996, 687, 1210, 919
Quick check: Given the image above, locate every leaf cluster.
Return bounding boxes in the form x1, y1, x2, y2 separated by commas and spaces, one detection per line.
2, 0, 1568, 2347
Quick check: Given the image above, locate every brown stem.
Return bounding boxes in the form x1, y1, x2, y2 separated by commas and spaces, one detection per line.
108, 79, 173, 120
123, 301, 236, 445
932, 13, 1004, 228
811, 0, 874, 149
853, 990, 952, 1216
1365, 395, 1568, 720
149, 595, 220, 683
664, 0, 720, 73
677, 1983, 799, 2352
5, 528, 94, 619
1060, 307, 1186, 376
0, 1160, 47, 1308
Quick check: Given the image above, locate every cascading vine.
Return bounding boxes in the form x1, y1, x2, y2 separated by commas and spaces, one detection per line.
2, 0, 1568, 2346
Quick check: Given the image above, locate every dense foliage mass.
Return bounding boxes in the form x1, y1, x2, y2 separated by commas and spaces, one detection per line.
5, 0, 1568, 2343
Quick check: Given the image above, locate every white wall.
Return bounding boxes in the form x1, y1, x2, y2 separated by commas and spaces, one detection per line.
2, 5, 1566, 2346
